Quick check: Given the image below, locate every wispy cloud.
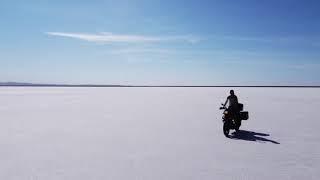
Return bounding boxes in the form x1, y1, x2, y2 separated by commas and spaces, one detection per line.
215, 35, 276, 42
288, 63, 320, 70
108, 48, 175, 54
213, 35, 320, 45
46, 32, 200, 43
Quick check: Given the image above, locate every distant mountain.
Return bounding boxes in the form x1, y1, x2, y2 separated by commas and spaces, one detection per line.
0, 82, 319, 87
0, 82, 125, 87
0, 82, 36, 86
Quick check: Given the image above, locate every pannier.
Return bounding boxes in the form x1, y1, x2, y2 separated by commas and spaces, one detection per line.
240, 111, 249, 120
238, 103, 244, 111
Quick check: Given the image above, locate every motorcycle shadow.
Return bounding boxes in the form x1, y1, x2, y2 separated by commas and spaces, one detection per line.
230, 130, 280, 144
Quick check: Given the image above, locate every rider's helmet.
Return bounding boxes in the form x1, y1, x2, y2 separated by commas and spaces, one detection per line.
230, 90, 234, 95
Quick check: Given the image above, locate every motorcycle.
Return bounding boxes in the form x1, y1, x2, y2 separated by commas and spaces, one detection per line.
219, 103, 249, 137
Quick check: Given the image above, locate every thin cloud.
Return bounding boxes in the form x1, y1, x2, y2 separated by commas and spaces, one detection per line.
46, 32, 200, 43
215, 35, 275, 42
108, 48, 175, 54
288, 63, 320, 70
213, 35, 320, 44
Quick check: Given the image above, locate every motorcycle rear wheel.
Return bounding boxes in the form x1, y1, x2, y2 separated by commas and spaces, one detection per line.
235, 120, 241, 131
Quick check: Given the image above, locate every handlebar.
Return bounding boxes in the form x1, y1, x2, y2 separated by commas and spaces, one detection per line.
219, 104, 226, 110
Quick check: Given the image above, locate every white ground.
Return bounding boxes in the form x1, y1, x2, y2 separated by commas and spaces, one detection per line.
0, 87, 319, 180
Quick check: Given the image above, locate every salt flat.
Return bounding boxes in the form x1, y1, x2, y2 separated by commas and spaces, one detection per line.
0, 87, 319, 180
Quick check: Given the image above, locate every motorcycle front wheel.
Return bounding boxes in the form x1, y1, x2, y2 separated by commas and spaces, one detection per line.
223, 123, 230, 137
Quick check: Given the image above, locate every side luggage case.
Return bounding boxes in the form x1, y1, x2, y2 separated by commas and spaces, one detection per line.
240, 111, 249, 120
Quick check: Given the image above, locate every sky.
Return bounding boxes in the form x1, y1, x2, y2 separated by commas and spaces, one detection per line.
0, 0, 319, 85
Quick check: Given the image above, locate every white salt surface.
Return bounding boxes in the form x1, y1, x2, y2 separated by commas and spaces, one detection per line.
0, 87, 319, 179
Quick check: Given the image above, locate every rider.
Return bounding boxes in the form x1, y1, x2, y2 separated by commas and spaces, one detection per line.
223, 90, 239, 119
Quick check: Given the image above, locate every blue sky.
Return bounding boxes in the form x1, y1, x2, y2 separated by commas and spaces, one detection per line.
0, 0, 319, 85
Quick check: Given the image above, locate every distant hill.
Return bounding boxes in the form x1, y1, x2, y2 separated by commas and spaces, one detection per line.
0, 82, 36, 86
0, 82, 125, 87
0, 82, 319, 87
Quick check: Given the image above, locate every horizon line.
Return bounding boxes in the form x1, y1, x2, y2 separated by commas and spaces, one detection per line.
0, 83, 319, 88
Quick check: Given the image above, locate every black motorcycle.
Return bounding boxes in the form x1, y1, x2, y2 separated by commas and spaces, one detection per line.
219, 103, 249, 137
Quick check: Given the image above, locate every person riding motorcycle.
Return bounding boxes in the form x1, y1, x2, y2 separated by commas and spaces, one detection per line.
223, 90, 240, 120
